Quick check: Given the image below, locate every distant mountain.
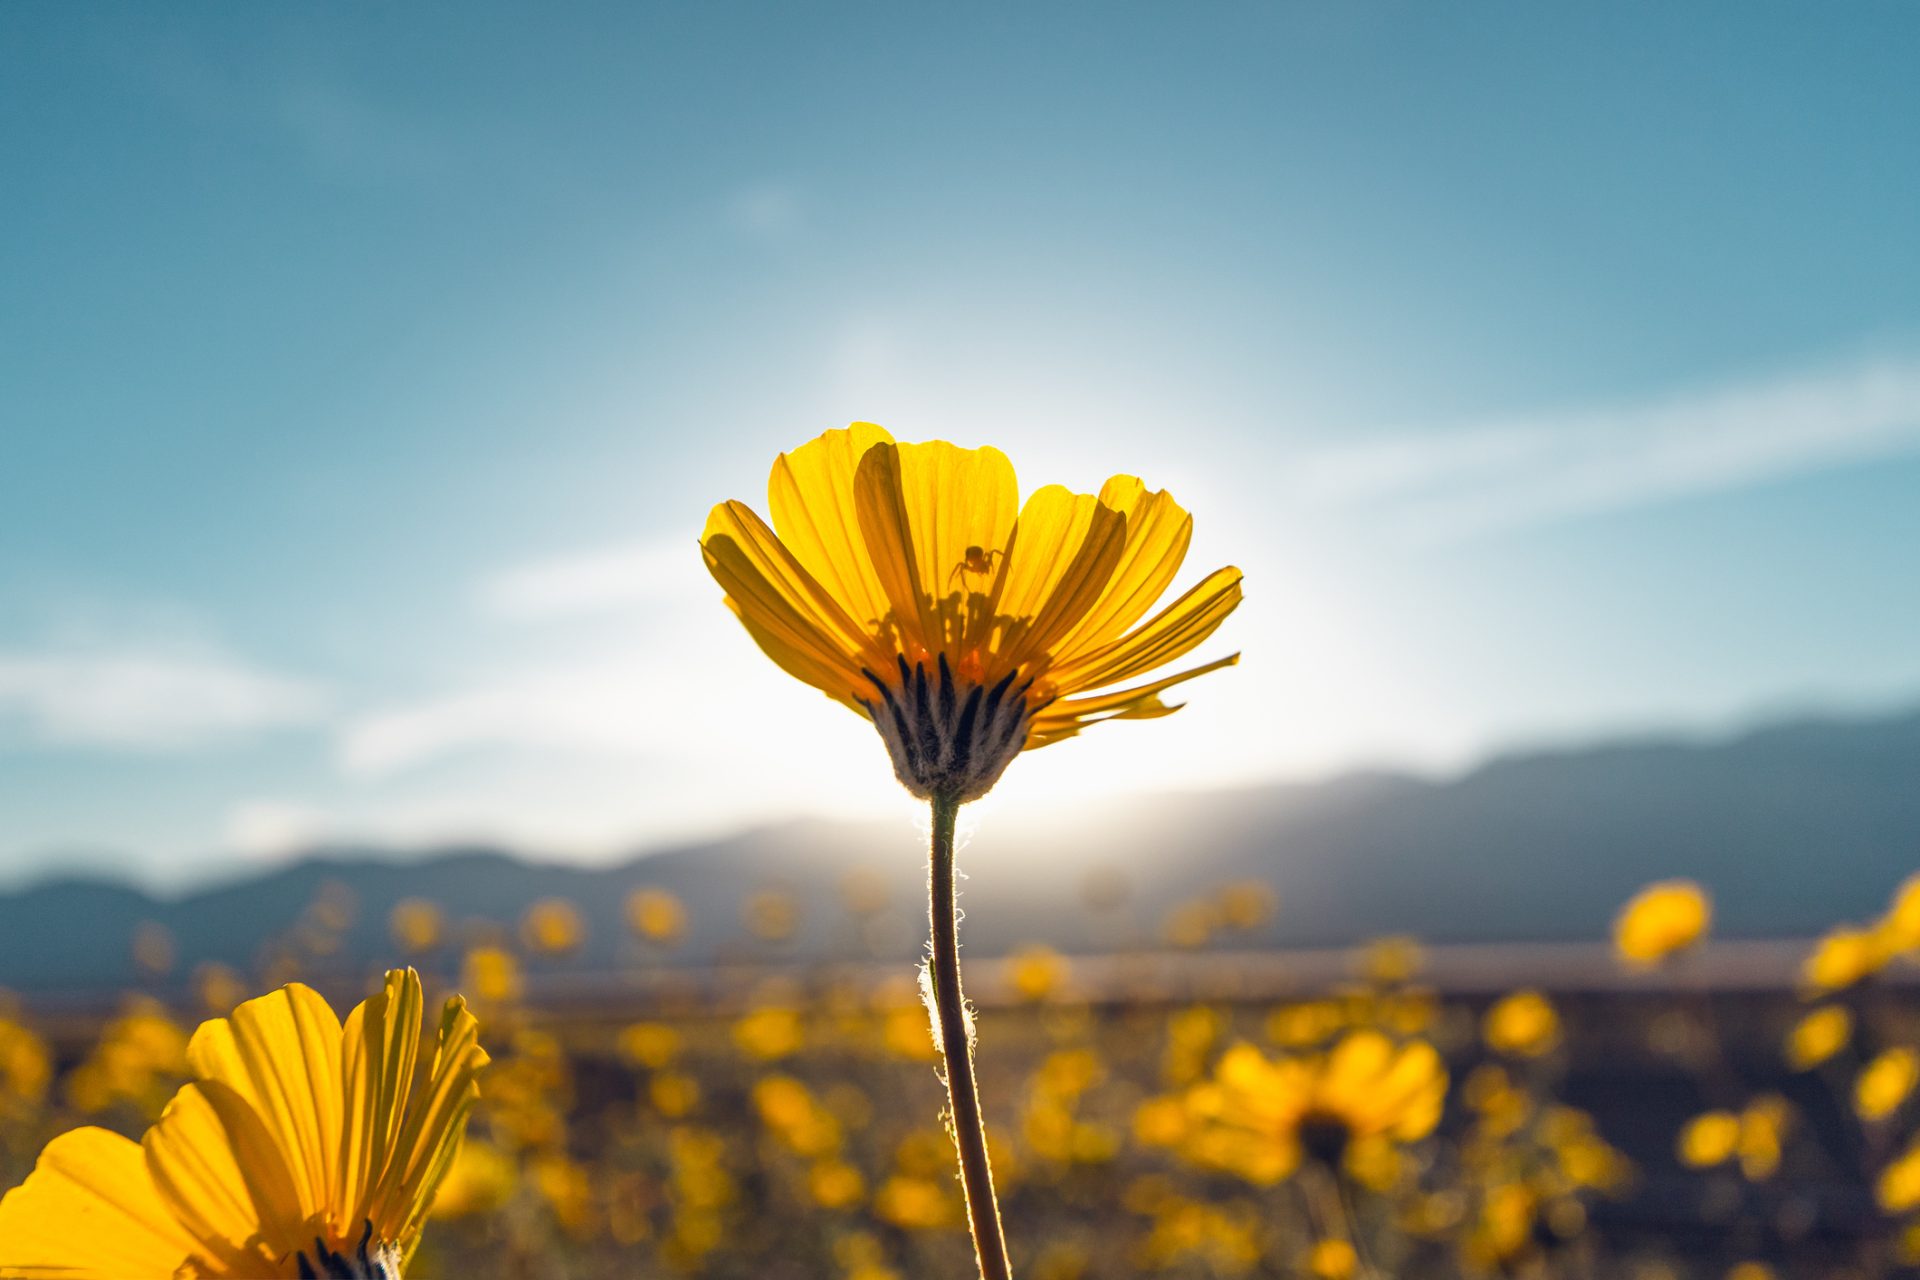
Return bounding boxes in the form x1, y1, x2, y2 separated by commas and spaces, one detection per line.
3, 707, 1918, 997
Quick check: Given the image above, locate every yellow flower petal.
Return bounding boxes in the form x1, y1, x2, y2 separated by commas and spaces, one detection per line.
1050, 565, 1244, 693
1049, 477, 1194, 662
767, 422, 898, 630
186, 983, 345, 1232
0, 1127, 200, 1278
853, 439, 1018, 658
1029, 652, 1241, 746
703, 499, 878, 701
143, 1081, 295, 1270
994, 485, 1127, 672
338, 970, 423, 1237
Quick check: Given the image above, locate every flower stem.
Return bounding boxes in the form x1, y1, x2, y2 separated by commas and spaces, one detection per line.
927, 790, 1012, 1280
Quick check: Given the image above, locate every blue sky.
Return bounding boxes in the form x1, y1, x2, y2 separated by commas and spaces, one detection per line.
3, 3, 1919, 886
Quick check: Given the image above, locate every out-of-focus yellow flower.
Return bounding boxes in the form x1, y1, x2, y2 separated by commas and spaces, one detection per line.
618, 1021, 683, 1070
1679, 1098, 1789, 1179
1804, 926, 1889, 992
1678, 1110, 1741, 1167
701, 424, 1243, 802
431, 1137, 517, 1219
754, 1076, 842, 1157
651, 1071, 701, 1118
835, 1230, 902, 1280
1614, 881, 1711, 967
627, 887, 688, 945
62, 998, 189, 1118
1725, 1263, 1779, 1280
1785, 1004, 1853, 1070
1880, 1139, 1920, 1213
190, 963, 248, 1017
809, 1159, 866, 1209
130, 921, 175, 977
1856, 1047, 1919, 1121
1135, 1195, 1262, 1274
462, 944, 523, 1005
1007, 944, 1067, 1002
874, 1174, 957, 1230
521, 897, 586, 954
1267, 1001, 1346, 1049
1882, 873, 1920, 952
1159, 1032, 1446, 1184
1216, 880, 1277, 931
1359, 936, 1425, 985
1162, 1005, 1225, 1086
1162, 899, 1219, 950
531, 1151, 595, 1234
0, 969, 486, 1278
734, 1005, 806, 1061
0, 1014, 51, 1114
389, 898, 444, 953
1306, 1238, 1358, 1279
1483, 989, 1561, 1058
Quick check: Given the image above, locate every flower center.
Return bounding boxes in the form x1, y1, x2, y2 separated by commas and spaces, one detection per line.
858, 654, 1050, 802
294, 1222, 403, 1279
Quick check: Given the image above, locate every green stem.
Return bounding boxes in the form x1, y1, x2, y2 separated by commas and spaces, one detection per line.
928, 791, 1013, 1280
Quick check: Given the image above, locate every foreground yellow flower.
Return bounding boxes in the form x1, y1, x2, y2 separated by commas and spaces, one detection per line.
701, 423, 1242, 802
0, 969, 487, 1279
1167, 1032, 1446, 1184
1613, 880, 1711, 967
703, 424, 1242, 1280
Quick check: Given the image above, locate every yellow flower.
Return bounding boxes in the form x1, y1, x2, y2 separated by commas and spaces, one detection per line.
1614, 880, 1711, 967
1306, 1239, 1358, 1279
733, 1005, 805, 1061
1358, 935, 1425, 986
430, 1138, 515, 1220
1677, 1110, 1741, 1167
1882, 872, 1920, 952
1804, 926, 1889, 992
1678, 1098, 1790, 1179
1170, 1032, 1446, 1184
626, 888, 688, 945
520, 898, 586, 955
617, 1021, 683, 1071
1881, 1140, 1920, 1213
1725, 1264, 1777, 1280
461, 945, 523, 1006
1215, 881, 1277, 931
1784, 1004, 1852, 1070
1856, 1047, 1919, 1121
1006, 944, 1068, 1002
388, 899, 444, 954
1482, 990, 1561, 1058
0, 969, 487, 1278
701, 424, 1242, 802
190, 964, 249, 1018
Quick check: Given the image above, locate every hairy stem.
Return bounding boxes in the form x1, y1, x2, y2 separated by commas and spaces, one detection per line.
928, 791, 1012, 1280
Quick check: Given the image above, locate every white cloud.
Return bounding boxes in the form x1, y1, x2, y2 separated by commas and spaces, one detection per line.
477, 536, 704, 621
0, 649, 327, 750
1290, 354, 1920, 543
224, 800, 331, 861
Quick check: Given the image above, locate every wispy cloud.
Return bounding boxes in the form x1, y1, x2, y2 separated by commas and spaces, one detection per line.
1291, 355, 1920, 543
0, 648, 326, 751
476, 536, 703, 621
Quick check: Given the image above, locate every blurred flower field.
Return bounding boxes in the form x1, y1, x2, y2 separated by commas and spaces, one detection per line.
3, 871, 1920, 1278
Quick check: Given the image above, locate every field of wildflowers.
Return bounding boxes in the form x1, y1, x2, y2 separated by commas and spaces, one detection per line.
1, 869, 1919, 1277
